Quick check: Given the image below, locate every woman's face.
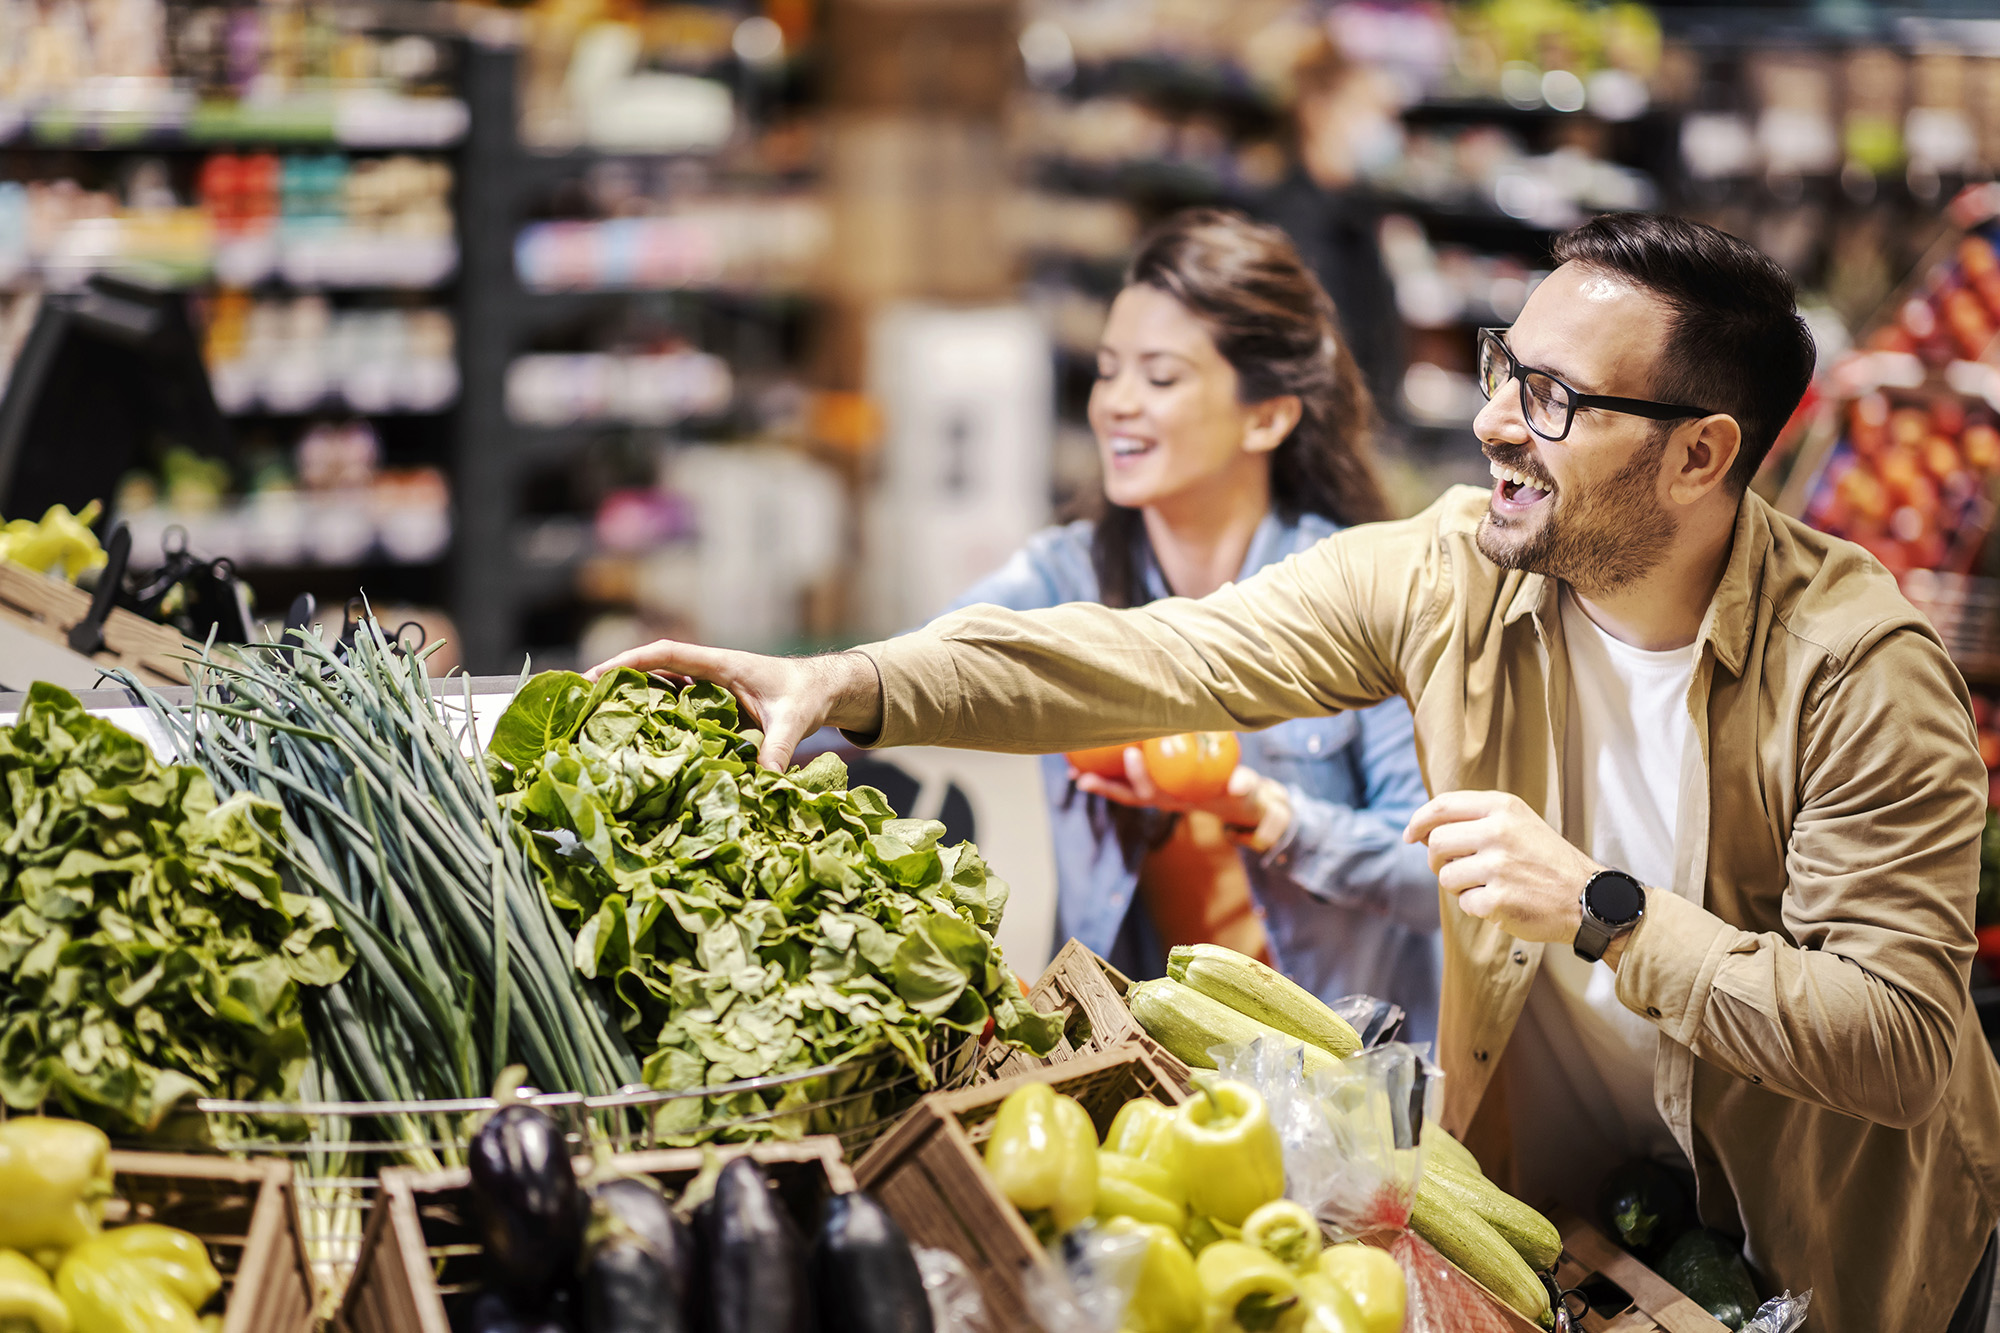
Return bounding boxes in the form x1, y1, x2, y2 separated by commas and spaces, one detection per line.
1088, 284, 1284, 512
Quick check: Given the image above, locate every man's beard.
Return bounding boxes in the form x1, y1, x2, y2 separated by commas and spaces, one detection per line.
1476, 428, 1676, 596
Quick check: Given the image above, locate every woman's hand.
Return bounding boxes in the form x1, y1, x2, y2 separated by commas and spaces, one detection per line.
1072, 748, 1293, 852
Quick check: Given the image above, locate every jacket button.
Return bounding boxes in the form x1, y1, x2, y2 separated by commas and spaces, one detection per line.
1475, 1049, 1489, 1062
1512, 950, 1527, 964
1646, 1006, 1661, 1018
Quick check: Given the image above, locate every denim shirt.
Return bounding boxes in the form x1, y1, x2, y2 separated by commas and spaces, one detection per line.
949, 513, 1443, 1042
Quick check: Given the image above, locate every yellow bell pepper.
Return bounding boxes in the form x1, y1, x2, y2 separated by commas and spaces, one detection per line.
1101, 1218, 1201, 1333
1172, 1078, 1286, 1227
1104, 1098, 1183, 1177
1196, 1241, 1299, 1333
0, 1248, 69, 1333
1317, 1243, 1407, 1333
1287, 1274, 1368, 1333
982, 1083, 1098, 1237
0, 1118, 113, 1268
1095, 1151, 1187, 1231
1242, 1199, 1323, 1272
54, 1225, 219, 1333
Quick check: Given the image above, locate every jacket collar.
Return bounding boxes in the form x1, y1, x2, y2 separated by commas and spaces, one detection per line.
1497, 491, 1768, 678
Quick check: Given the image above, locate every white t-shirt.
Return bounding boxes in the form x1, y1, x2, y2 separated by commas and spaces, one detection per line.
1504, 589, 1693, 1216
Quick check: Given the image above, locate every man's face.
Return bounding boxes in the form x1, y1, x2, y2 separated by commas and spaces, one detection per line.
1473, 263, 1680, 596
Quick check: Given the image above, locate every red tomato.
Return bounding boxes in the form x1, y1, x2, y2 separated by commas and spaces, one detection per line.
1978, 923, 2000, 961
1979, 730, 2000, 771
1066, 744, 1133, 779
1140, 731, 1240, 801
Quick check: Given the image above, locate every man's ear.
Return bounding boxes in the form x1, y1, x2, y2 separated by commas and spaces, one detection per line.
1244, 395, 1303, 455
1670, 414, 1743, 503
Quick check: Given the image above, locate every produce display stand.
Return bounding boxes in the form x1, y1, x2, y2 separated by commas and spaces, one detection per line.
0, 559, 192, 687
109, 1150, 318, 1333
854, 1043, 1189, 1332
198, 1033, 977, 1299
335, 1137, 854, 1333
978, 938, 1195, 1092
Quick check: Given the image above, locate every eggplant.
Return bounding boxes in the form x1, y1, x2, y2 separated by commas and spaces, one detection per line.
581, 1234, 689, 1333
467, 1104, 586, 1309
812, 1191, 934, 1333
458, 1287, 578, 1333
590, 1176, 696, 1307
701, 1156, 811, 1333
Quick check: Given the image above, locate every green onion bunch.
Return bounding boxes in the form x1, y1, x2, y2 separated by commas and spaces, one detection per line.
116, 623, 639, 1162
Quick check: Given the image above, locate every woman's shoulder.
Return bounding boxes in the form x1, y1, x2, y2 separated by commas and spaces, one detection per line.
951, 519, 1102, 612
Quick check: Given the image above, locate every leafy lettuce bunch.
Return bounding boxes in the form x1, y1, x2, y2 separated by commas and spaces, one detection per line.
0, 683, 351, 1133
488, 669, 1060, 1124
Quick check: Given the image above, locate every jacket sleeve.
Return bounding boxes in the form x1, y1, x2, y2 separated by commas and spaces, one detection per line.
1616, 626, 1983, 1130
855, 498, 1456, 752
1248, 699, 1441, 934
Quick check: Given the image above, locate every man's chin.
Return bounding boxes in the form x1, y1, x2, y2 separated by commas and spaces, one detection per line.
1476, 508, 1540, 571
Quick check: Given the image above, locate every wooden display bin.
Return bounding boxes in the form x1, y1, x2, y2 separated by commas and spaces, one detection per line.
979, 938, 1194, 1092
334, 1138, 854, 1333
1542, 1208, 1730, 1333
854, 1044, 1189, 1332
109, 1151, 318, 1333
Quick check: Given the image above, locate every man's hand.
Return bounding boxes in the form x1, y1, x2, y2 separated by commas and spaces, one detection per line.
585, 639, 883, 771
1075, 750, 1293, 851
1403, 790, 1601, 945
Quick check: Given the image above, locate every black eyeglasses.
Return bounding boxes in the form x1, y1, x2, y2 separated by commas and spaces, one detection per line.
1476, 328, 1714, 443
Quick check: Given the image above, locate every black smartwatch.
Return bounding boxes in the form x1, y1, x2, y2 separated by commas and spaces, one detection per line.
1574, 868, 1646, 963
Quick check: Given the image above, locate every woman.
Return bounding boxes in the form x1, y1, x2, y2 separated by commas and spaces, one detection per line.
948, 208, 1443, 1041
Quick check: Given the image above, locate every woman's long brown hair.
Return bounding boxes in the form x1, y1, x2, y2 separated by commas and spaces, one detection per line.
1091, 207, 1392, 608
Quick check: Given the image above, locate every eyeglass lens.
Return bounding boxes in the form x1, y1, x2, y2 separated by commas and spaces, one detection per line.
1478, 332, 1572, 439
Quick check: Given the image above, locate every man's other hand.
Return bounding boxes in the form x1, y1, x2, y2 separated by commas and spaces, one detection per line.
1403, 790, 1602, 944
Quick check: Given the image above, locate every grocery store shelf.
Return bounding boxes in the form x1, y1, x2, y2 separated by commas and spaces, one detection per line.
0, 94, 471, 151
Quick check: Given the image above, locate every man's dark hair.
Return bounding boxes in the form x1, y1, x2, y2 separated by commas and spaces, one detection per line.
1552, 213, 1815, 490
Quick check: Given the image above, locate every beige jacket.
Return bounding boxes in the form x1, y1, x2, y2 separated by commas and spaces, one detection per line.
859, 486, 2000, 1332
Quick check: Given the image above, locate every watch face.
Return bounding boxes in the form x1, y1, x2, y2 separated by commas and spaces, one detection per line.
1587, 872, 1645, 925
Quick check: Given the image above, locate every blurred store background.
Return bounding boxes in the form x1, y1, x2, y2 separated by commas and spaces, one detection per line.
3, 0, 2000, 678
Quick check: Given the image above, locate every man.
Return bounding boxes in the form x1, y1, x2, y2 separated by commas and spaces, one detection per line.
593, 213, 2000, 1331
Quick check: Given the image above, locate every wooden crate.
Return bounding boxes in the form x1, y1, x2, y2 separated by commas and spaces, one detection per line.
0, 560, 190, 685
1545, 1209, 1730, 1333
336, 1137, 855, 1333
854, 1044, 1188, 1332
109, 1151, 317, 1333
980, 939, 1194, 1091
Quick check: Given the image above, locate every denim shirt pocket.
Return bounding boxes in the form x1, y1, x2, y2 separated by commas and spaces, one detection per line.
1245, 714, 1359, 799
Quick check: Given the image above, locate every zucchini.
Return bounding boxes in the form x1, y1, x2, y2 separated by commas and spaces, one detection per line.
1422, 1157, 1561, 1271
1127, 979, 1339, 1078
1167, 945, 1363, 1059
1422, 1122, 1486, 1181
1658, 1229, 1759, 1331
1409, 1180, 1553, 1328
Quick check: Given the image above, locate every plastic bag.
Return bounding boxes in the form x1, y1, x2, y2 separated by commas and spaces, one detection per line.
1021, 1221, 1150, 1333
1328, 993, 1409, 1048
1743, 1289, 1812, 1332
1214, 1037, 1519, 1333
917, 1246, 994, 1333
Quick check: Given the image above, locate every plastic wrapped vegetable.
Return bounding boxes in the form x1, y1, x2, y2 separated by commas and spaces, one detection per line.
1097, 1219, 1200, 1333
54, 1224, 221, 1333
0, 1119, 113, 1268
1742, 1289, 1811, 1333
1173, 1078, 1286, 1228
982, 1084, 1098, 1237
1317, 1243, 1408, 1333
